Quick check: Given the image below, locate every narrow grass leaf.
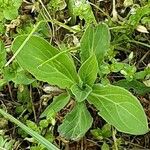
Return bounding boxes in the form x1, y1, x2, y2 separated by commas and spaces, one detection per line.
0, 109, 59, 150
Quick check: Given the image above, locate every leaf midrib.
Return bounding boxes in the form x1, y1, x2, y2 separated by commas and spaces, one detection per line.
90, 92, 146, 129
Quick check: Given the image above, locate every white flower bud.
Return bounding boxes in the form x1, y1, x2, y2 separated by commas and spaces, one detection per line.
136, 25, 149, 33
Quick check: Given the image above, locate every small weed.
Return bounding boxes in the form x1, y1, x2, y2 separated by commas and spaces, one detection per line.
0, 0, 150, 149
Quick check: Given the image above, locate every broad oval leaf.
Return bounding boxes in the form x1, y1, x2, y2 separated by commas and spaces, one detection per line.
78, 54, 98, 86
80, 23, 110, 66
12, 35, 79, 88
40, 93, 70, 118
88, 84, 149, 135
58, 102, 93, 140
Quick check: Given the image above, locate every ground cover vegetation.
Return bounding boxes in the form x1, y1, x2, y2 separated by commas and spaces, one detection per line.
0, 0, 150, 149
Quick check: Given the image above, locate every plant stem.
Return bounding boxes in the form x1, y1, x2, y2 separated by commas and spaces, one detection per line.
112, 127, 118, 150
88, 2, 110, 19
129, 40, 150, 49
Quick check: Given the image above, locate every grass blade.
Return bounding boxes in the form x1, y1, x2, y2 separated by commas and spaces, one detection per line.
0, 109, 59, 150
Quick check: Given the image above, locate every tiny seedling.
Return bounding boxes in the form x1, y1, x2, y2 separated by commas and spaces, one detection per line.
11, 23, 148, 140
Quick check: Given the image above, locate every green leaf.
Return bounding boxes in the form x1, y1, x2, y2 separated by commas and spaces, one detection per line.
128, 4, 150, 27
12, 70, 35, 85
3, 67, 15, 81
0, 135, 14, 150
88, 84, 149, 135
49, 0, 66, 11
67, 0, 76, 25
26, 120, 40, 133
0, 22, 5, 34
12, 0, 23, 8
80, 23, 110, 66
123, 0, 133, 7
91, 124, 112, 140
0, 11, 4, 21
0, 41, 6, 69
3, 7, 18, 20
71, 84, 92, 102
101, 142, 110, 150
72, 0, 96, 24
17, 85, 30, 103
114, 79, 150, 95
40, 93, 70, 118
0, 109, 59, 150
101, 124, 112, 138
12, 35, 79, 88
78, 54, 98, 86
58, 102, 93, 140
